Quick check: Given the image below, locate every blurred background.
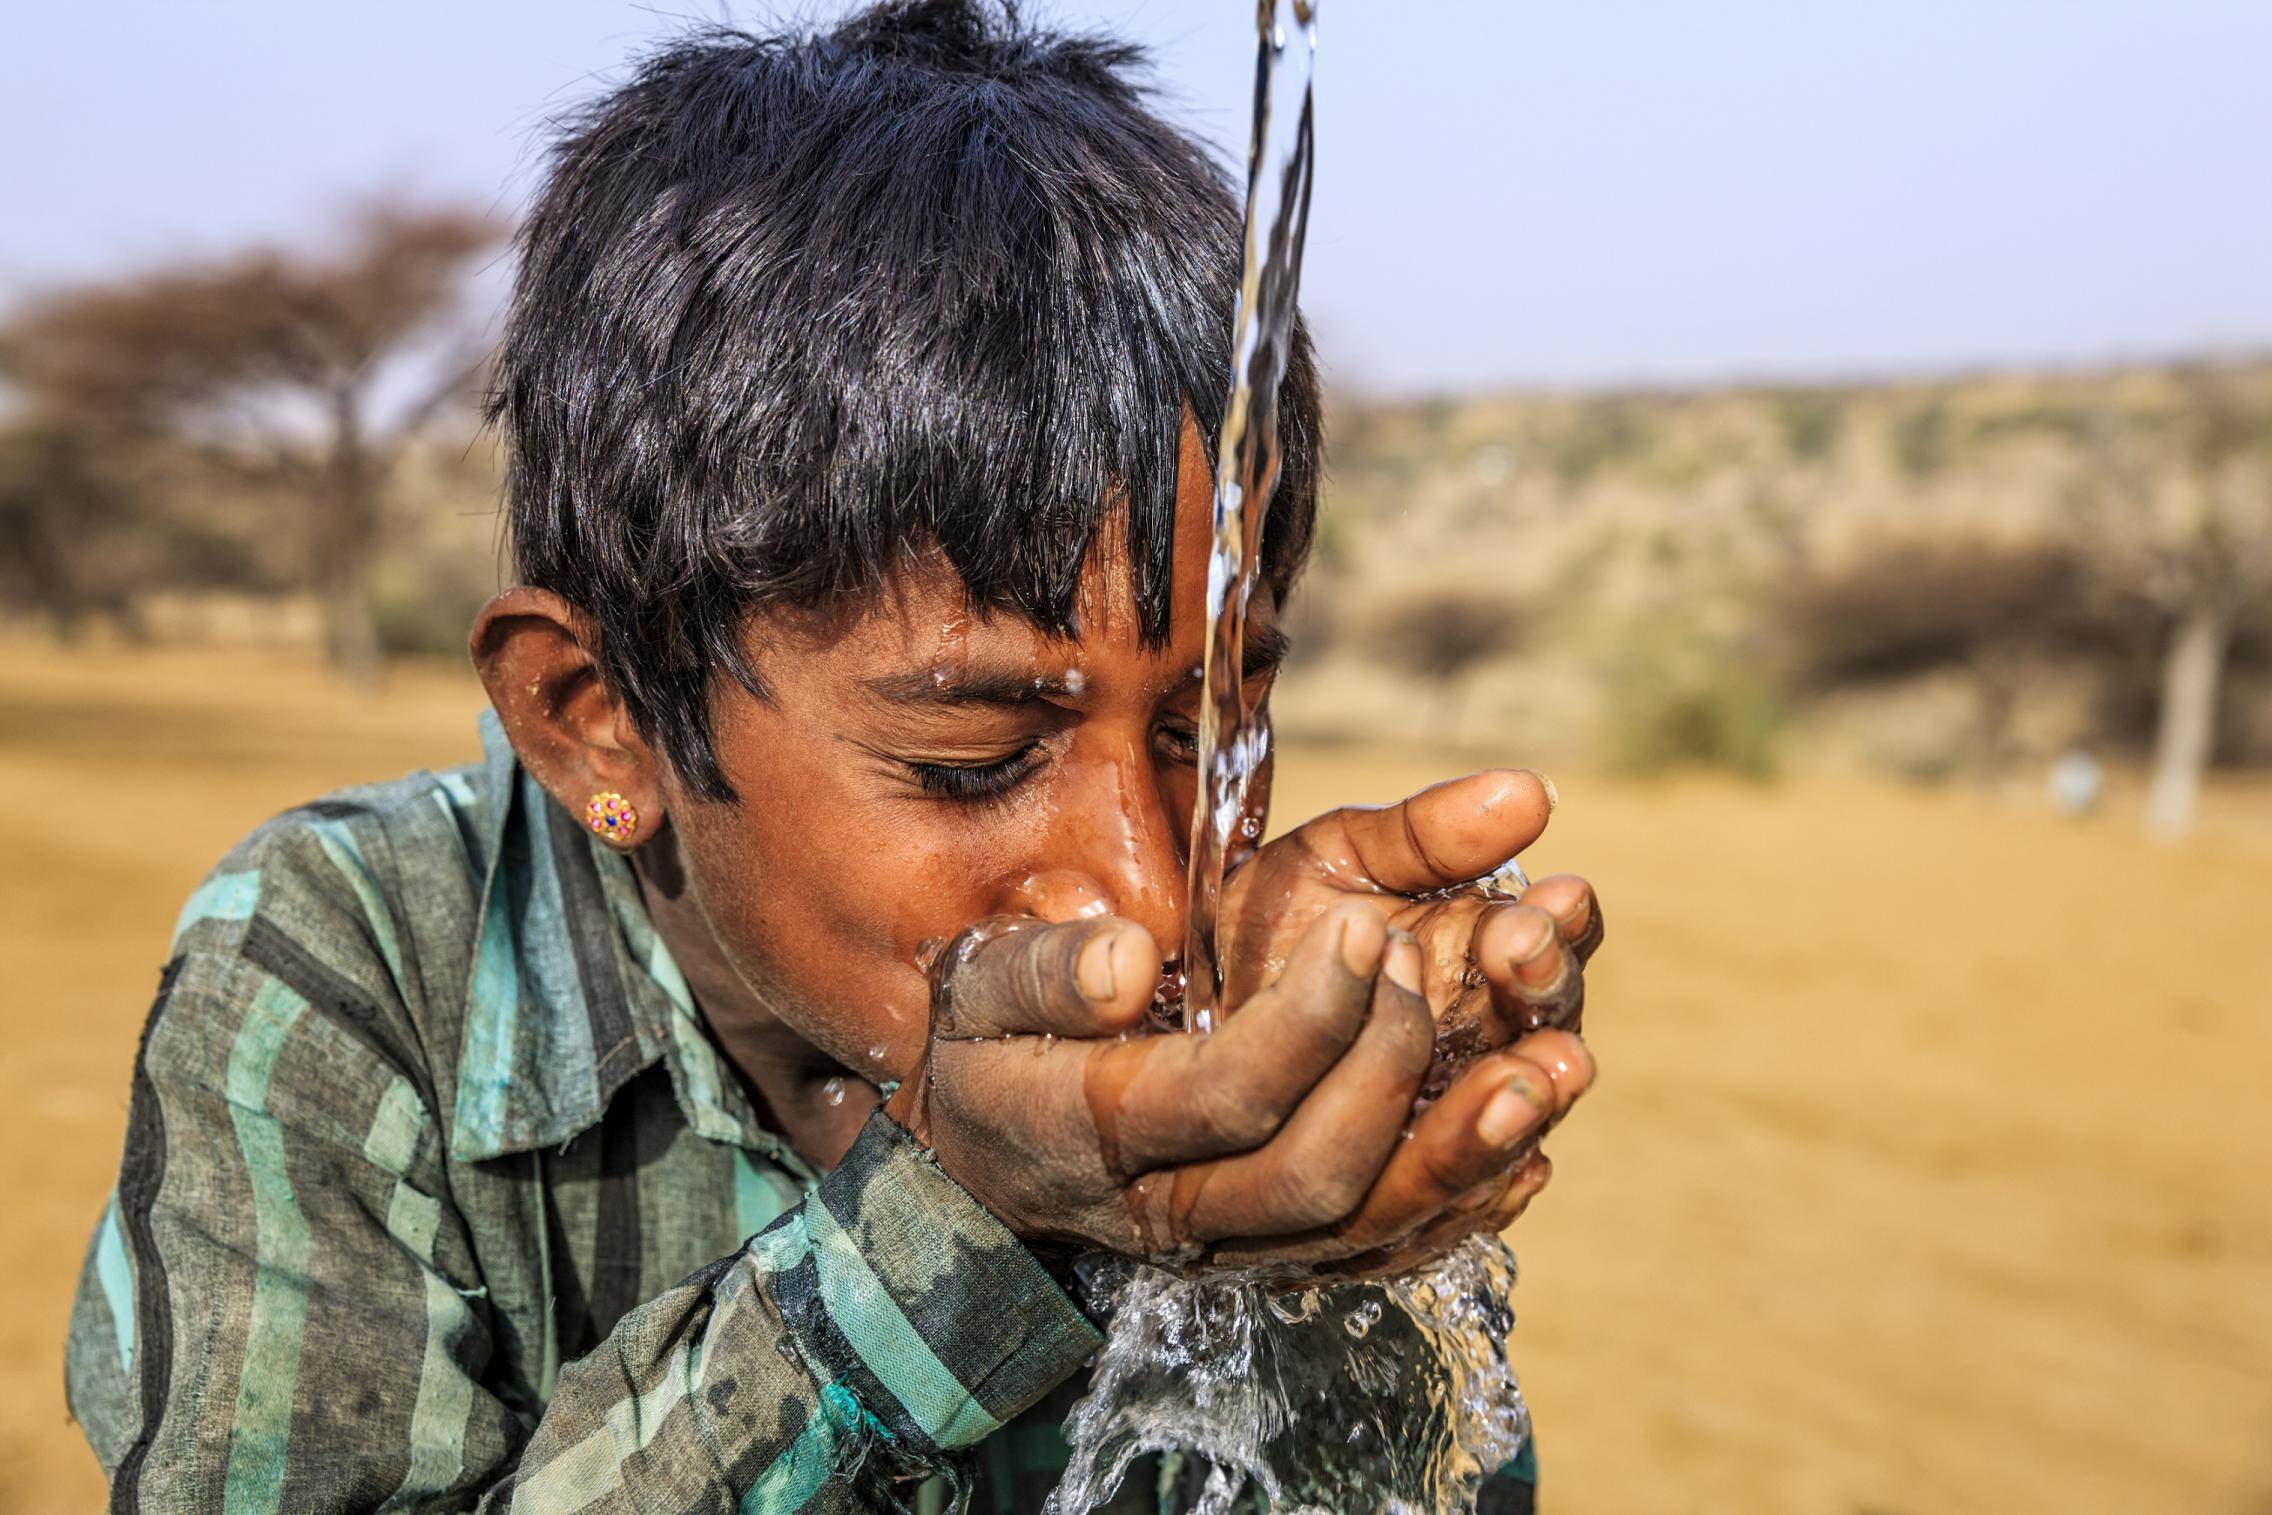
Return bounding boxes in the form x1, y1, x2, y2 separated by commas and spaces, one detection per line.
3, 2, 2269, 1511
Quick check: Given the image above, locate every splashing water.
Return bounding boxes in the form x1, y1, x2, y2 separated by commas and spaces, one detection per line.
1048, 1241, 1530, 1515
1050, 3, 1534, 1510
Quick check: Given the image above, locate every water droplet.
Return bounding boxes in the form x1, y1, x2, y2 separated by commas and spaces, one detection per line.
1343, 1300, 1382, 1339
867, 1043, 888, 1063
821, 1076, 846, 1107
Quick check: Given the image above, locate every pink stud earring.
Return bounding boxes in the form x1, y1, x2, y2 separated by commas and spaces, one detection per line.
585, 792, 639, 846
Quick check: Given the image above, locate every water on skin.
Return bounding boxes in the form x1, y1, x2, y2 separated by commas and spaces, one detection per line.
1049, 3, 1536, 1509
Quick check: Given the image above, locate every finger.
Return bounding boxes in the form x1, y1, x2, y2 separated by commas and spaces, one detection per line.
1209, 1030, 1592, 1267
1476, 903, 1584, 1036
1330, 1034, 1583, 1242
1331, 770, 1554, 895
1342, 1152, 1552, 1280
1518, 873, 1605, 964
1150, 931, 1436, 1243
1083, 902, 1387, 1174
932, 915, 1158, 1040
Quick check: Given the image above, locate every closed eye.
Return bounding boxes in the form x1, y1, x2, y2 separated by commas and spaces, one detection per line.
907, 744, 1046, 802
1155, 722, 1200, 765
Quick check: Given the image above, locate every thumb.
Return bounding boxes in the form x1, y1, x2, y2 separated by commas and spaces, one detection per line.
1328, 769, 1555, 895
930, 916, 1160, 1041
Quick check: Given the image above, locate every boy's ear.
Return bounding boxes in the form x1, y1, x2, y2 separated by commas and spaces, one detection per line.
471, 588, 666, 845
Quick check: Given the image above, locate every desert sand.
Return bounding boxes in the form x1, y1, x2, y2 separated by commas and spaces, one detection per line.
2, 642, 2266, 1512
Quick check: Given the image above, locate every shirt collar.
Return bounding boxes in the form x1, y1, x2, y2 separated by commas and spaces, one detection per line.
448, 709, 806, 1176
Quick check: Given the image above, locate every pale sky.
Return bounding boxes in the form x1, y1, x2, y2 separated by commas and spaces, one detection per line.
4, 0, 2268, 394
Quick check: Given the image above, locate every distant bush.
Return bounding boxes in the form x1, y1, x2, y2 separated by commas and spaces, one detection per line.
1371, 591, 1527, 684
1769, 538, 2097, 687
1772, 389, 1847, 462
1600, 622, 1783, 779
1892, 400, 1951, 481
1363, 590, 1526, 681
1970, 404, 2089, 446
1553, 402, 1653, 488
1368, 589, 1528, 737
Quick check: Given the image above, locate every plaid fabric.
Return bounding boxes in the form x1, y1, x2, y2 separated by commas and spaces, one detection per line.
65, 711, 1101, 1513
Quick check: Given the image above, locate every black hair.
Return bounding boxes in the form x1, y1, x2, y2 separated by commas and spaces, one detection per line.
492, 0, 1320, 800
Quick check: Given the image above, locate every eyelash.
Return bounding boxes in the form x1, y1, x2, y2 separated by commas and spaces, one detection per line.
909, 746, 1046, 802
907, 724, 1204, 804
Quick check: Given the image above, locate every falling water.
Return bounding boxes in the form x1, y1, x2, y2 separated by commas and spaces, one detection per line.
1180, 0, 1319, 1033
1049, 4, 1533, 1510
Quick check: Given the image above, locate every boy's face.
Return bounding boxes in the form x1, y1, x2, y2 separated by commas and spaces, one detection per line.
660, 421, 1284, 1079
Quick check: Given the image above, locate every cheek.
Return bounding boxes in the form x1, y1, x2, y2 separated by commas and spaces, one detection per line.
680, 803, 1026, 1071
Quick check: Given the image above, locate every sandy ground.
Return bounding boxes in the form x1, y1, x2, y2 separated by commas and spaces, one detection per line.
2, 642, 2267, 1513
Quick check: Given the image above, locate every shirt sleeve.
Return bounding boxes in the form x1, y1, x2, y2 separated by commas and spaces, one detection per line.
497, 1110, 1103, 1514
73, 933, 1098, 1515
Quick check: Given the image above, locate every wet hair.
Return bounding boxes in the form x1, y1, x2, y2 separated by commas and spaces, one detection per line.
493, 0, 1320, 800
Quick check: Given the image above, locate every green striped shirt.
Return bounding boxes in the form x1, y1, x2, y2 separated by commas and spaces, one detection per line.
65, 710, 1539, 1514
65, 711, 1107, 1513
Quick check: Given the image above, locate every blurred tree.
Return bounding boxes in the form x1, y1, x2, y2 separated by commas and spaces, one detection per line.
2085, 366, 2272, 838
1370, 590, 1526, 739
0, 423, 139, 638
2, 202, 502, 681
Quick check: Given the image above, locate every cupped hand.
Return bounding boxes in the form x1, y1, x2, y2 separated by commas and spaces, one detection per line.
1219, 770, 1604, 1067
883, 900, 1594, 1276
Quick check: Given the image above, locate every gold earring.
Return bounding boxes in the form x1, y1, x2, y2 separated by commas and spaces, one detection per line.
584, 792, 639, 845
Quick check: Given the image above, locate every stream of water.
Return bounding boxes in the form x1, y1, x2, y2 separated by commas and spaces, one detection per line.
1179, 0, 1318, 1034
1047, 4, 1534, 1510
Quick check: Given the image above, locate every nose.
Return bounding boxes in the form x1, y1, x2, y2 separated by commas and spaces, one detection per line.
994, 740, 1189, 959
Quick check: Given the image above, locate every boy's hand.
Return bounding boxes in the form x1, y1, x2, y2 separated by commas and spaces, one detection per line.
883, 898, 1593, 1273
1220, 770, 1603, 1062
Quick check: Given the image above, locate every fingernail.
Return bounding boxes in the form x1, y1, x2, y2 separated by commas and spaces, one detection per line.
1338, 912, 1385, 976
1384, 932, 1422, 994
1477, 1074, 1551, 1147
1513, 939, 1563, 992
1077, 930, 1120, 1001
1523, 769, 1559, 815
1503, 910, 1554, 971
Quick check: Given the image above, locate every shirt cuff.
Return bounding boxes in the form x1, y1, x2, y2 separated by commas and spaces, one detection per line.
752, 1108, 1102, 1456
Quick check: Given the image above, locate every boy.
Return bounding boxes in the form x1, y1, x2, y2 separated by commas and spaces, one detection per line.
67, 3, 1601, 1509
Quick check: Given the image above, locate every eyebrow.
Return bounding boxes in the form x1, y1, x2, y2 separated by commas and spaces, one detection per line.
865, 623, 1292, 707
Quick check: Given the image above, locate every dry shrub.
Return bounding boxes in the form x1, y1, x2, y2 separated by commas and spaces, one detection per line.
1600, 619, 1783, 779
1769, 538, 2098, 688
1369, 591, 1527, 684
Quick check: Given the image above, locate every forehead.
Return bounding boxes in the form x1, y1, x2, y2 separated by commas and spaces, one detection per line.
758, 434, 1223, 675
